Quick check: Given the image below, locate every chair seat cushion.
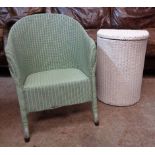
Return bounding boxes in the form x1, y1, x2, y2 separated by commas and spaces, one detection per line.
23, 68, 91, 112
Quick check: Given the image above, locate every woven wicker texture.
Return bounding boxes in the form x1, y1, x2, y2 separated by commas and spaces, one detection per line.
97, 29, 149, 106
5, 14, 99, 140
97, 29, 149, 40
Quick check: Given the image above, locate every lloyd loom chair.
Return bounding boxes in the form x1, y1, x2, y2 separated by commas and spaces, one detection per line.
5, 14, 99, 142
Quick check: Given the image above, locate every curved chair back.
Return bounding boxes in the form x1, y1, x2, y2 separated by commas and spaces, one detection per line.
7, 14, 88, 74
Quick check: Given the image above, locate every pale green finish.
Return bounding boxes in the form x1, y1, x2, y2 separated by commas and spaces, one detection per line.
5, 14, 98, 140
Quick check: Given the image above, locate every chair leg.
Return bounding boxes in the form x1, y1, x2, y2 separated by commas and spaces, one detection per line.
91, 99, 99, 126
20, 110, 30, 142
16, 87, 30, 142
24, 127, 30, 142
91, 76, 99, 126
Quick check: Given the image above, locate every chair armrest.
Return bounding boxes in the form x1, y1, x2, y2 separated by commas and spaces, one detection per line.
5, 46, 25, 86
79, 36, 96, 78
88, 37, 96, 72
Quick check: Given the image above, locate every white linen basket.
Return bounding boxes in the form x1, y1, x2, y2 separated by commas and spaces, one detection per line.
96, 29, 149, 106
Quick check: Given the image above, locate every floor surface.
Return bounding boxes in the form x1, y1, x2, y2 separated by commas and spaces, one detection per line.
0, 76, 155, 146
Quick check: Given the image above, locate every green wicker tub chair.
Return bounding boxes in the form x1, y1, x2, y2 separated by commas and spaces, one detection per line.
5, 14, 99, 142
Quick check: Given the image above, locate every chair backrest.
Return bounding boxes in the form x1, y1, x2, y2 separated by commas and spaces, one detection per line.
7, 13, 88, 74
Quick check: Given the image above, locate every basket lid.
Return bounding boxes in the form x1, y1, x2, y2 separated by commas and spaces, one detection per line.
97, 29, 149, 40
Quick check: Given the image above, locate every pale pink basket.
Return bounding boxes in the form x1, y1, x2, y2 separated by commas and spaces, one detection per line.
96, 29, 149, 106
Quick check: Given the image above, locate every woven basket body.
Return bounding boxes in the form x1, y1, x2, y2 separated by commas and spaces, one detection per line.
96, 29, 149, 106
